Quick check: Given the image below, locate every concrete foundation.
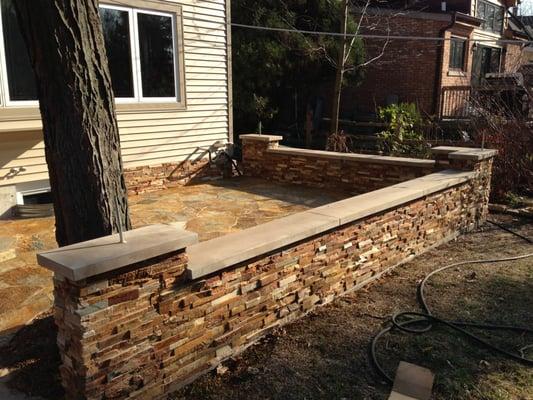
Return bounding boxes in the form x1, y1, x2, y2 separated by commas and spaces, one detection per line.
0, 186, 16, 219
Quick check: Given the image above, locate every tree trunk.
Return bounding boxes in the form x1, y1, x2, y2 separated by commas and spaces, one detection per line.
329, 0, 349, 136
15, 0, 131, 247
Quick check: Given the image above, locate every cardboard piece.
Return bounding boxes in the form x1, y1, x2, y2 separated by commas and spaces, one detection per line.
388, 361, 434, 400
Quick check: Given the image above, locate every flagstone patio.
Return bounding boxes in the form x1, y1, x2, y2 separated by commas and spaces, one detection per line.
0, 177, 348, 335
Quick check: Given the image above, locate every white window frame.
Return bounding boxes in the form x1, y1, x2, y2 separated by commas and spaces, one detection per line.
0, 1, 183, 108
98, 4, 180, 104
99, 4, 138, 104
0, 0, 39, 107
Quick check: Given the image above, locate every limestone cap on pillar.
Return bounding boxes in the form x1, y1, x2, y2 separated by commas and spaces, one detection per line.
431, 146, 497, 161
37, 223, 198, 281
239, 134, 283, 143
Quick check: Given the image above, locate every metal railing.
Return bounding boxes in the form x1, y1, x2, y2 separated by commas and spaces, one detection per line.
439, 86, 472, 120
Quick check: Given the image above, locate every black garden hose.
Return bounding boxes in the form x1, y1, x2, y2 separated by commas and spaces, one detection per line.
487, 219, 533, 244
370, 222, 533, 385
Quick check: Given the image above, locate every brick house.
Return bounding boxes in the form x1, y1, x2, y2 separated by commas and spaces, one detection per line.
341, 0, 530, 119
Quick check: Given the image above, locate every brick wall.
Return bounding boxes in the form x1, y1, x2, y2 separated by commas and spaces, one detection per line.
503, 43, 525, 73
341, 14, 448, 116
440, 28, 475, 88
241, 136, 435, 195
52, 154, 491, 399
337, 12, 483, 117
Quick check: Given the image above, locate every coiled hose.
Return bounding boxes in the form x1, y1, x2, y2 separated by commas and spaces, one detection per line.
370, 220, 533, 384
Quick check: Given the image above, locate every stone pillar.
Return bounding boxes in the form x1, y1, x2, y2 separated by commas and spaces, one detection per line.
37, 224, 198, 400
431, 146, 497, 224
239, 134, 282, 177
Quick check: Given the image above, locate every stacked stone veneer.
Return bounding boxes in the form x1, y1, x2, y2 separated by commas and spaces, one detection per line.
39, 140, 496, 399
240, 134, 436, 194
124, 159, 221, 196
53, 251, 188, 399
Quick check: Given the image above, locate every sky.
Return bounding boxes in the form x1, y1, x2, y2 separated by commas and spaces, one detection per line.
519, 0, 533, 15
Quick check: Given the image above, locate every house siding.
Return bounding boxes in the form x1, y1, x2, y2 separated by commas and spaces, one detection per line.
0, 0, 230, 190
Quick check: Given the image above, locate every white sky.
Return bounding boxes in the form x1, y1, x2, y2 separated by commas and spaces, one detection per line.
519, 0, 533, 15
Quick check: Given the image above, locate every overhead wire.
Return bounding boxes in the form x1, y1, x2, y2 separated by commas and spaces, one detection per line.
105, 0, 533, 44
177, 14, 533, 45
104, 1, 533, 45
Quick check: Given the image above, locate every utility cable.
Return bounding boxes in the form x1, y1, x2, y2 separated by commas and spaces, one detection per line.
227, 21, 533, 45
181, 14, 533, 45
182, 14, 533, 44
104, 1, 533, 44
370, 223, 533, 385
487, 219, 533, 244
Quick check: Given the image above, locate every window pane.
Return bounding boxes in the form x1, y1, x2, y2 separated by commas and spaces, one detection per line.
1, 0, 37, 101
487, 5, 495, 31
100, 7, 134, 98
449, 41, 456, 67
138, 13, 176, 98
493, 8, 504, 33
477, 2, 486, 29
449, 39, 465, 69
490, 48, 501, 73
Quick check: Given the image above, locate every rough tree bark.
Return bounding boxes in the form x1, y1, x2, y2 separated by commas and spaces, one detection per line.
330, 0, 349, 135
15, 0, 132, 246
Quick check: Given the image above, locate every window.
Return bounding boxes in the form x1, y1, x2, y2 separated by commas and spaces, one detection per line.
476, 0, 504, 34
99, 4, 182, 104
99, 7, 135, 98
0, 0, 185, 109
488, 47, 502, 72
449, 38, 466, 70
0, 0, 38, 105
472, 45, 502, 85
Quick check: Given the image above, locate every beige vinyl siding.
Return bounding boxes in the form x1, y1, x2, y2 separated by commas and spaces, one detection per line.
0, 0, 230, 189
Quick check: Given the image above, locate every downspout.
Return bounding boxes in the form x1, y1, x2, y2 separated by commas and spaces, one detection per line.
433, 11, 458, 117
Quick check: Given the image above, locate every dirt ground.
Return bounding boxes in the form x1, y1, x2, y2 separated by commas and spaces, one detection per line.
0, 214, 531, 400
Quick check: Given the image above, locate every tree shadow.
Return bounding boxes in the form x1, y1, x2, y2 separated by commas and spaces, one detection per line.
0, 218, 530, 400
199, 176, 352, 208
0, 312, 63, 399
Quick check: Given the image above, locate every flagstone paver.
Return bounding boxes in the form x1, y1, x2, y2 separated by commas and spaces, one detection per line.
0, 177, 348, 334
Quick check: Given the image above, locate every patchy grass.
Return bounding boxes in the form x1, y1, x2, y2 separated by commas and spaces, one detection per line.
1, 215, 531, 400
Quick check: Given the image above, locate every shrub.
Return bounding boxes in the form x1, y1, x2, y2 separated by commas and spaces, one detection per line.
377, 103, 430, 158
326, 130, 352, 153
467, 82, 533, 202
474, 121, 533, 201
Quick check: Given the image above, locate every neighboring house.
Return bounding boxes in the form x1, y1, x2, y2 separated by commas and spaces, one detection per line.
0, 0, 232, 217
518, 16, 533, 63
341, 0, 530, 119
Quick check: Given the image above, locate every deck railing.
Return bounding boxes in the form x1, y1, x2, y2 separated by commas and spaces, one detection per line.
439, 86, 472, 120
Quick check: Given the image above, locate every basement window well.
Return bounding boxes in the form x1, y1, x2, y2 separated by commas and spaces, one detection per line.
15, 190, 54, 219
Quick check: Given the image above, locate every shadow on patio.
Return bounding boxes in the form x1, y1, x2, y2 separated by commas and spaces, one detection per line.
0, 215, 531, 400
0, 177, 349, 337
